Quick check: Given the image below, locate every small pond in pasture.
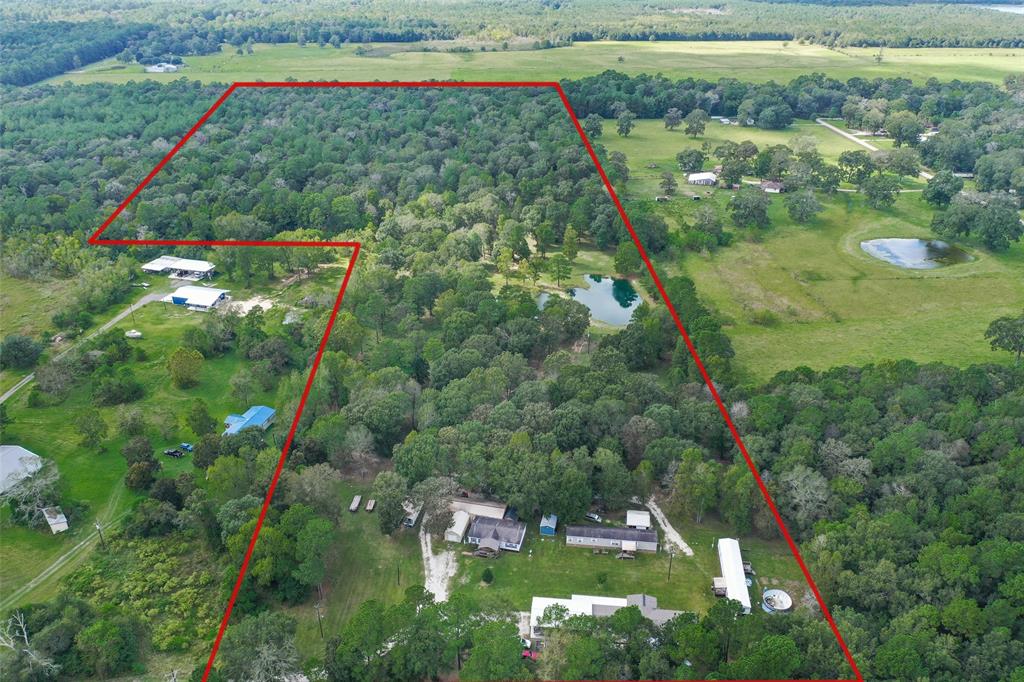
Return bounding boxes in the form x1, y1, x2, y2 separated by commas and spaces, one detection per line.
538, 275, 641, 326
860, 238, 973, 269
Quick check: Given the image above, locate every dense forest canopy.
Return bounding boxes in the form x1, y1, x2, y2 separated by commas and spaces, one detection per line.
1, 66, 1023, 680
3, 0, 1024, 84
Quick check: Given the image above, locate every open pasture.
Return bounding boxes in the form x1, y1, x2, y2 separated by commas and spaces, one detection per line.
602, 121, 1024, 381
49, 41, 1024, 87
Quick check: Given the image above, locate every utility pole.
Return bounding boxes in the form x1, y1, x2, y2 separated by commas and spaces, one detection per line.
313, 601, 324, 639
667, 550, 674, 581
94, 521, 107, 550
397, 562, 401, 586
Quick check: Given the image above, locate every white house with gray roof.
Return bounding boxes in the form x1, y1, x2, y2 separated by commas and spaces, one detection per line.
529, 593, 682, 639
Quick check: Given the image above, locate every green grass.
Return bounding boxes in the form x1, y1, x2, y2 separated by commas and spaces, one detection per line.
601, 119, 1024, 381
449, 505, 806, 618
285, 479, 424, 661
0, 275, 164, 394
48, 41, 1024, 87
684, 194, 1024, 380
488, 246, 655, 336
0, 302, 271, 606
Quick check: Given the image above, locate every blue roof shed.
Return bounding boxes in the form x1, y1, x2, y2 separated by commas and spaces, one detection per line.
223, 406, 276, 436
540, 513, 558, 536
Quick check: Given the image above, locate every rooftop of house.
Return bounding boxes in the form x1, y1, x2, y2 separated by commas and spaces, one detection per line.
565, 525, 658, 543
0, 445, 43, 494
530, 593, 682, 630
468, 517, 526, 545
223, 405, 276, 435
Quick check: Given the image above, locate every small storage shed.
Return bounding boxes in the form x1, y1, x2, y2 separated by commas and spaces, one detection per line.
540, 514, 558, 536
43, 506, 68, 534
446, 510, 471, 543
349, 495, 362, 513
626, 510, 651, 530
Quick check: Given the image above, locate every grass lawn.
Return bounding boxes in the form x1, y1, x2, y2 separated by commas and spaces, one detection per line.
449, 506, 807, 618
285, 479, 424, 661
49, 42, 1024, 86
683, 193, 1024, 381
488, 246, 655, 337
611, 119, 862, 178
0, 275, 165, 394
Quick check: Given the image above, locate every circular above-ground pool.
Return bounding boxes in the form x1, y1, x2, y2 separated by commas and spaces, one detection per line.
762, 588, 793, 613
860, 238, 972, 269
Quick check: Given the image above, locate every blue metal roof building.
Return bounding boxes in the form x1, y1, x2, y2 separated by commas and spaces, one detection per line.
540, 513, 558, 536
223, 406, 276, 436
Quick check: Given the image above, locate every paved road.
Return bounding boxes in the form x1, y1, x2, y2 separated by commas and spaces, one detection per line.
0, 289, 166, 405
815, 117, 934, 181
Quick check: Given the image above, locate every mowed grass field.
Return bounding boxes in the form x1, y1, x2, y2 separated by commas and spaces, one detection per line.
603, 120, 1024, 381
0, 275, 165, 394
449, 505, 808, 619
285, 479, 424, 660
49, 41, 1024, 86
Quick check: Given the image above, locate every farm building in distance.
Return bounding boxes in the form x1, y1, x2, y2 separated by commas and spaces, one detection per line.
467, 517, 526, 552
760, 180, 785, 193
446, 510, 472, 542
528, 593, 682, 640
687, 171, 718, 186
42, 506, 68, 534
713, 538, 752, 614
223, 406, 276, 436
540, 513, 558, 536
144, 62, 180, 73
626, 510, 651, 530
163, 285, 229, 311
142, 255, 215, 279
0, 445, 43, 494
565, 525, 658, 553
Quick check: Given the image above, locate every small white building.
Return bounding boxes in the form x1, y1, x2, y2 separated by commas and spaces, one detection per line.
626, 510, 651, 530
715, 538, 751, 614
142, 255, 216, 280
445, 510, 471, 542
42, 507, 69, 534
162, 285, 229, 311
0, 445, 43, 494
145, 62, 180, 73
687, 172, 718, 186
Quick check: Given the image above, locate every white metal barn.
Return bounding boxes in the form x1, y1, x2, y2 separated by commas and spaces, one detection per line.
142, 255, 215, 280
162, 286, 229, 310
687, 172, 718, 186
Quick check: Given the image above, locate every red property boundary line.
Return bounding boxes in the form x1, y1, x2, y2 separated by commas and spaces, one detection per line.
88, 81, 863, 682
